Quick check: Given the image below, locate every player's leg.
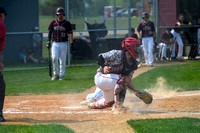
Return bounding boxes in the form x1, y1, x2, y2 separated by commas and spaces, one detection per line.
80, 87, 103, 105
147, 37, 154, 65
88, 97, 114, 109
159, 43, 167, 60
88, 89, 114, 109
88, 72, 119, 109
90, 87, 104, 100
58, 42, 68, 80
51, 42, 59, 80
171, 30, 177, 59
142, 38, 149, 65
0, 72, 5, 122
176, 34, 184, 58
114, 76, 130, 107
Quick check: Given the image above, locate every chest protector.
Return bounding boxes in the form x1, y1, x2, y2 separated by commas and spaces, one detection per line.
121, 51, 138, 76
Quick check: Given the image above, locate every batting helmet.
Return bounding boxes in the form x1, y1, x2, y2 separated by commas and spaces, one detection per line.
56, 7, 65, 16
142, 12, 149, 18
122, 37, 139, 58
0, 6, 7, 16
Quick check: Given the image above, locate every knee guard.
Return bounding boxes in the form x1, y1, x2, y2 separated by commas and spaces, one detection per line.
114, 76, 130, 107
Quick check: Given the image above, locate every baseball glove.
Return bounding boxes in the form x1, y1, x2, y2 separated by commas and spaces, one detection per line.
135, 90, 153, 104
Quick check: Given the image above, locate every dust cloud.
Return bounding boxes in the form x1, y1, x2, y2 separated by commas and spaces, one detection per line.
125, 77, 180, 113
146, 77, 179, 98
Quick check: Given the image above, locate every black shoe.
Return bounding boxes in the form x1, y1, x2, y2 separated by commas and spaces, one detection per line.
171, 57, 176, 60
0, 115, 5, 122
162, 57, 167, 61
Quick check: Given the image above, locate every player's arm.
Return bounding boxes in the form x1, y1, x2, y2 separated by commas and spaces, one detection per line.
127, 81, 139, 93
137, 24, 142, 39
97, 55, 111, 74
69, 33, 73, 43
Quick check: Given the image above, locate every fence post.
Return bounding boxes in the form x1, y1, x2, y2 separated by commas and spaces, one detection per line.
65, 0, 71, 67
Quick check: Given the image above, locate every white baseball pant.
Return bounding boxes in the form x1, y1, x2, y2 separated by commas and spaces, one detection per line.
86, 87, 103, 100
142, 37, 154, 65
93, 70, 122, 108
52, 41, 68, 78
171, 29, 184, 58
159, 43, 167, 58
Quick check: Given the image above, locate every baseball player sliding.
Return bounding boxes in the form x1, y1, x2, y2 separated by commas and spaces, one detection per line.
47, 7, 74, 80
87, 38, 152, 112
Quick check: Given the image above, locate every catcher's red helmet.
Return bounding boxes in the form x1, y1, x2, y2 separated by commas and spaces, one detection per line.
56, 7, 65, 15
142, 12, 149, 18
122, 37, 139, 58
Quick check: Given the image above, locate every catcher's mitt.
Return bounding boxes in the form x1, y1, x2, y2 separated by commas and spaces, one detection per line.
135, 90, 153, 104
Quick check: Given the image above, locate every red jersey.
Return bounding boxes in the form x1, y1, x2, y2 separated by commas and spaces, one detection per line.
48, 19, 73, 42
0, 21, 6, 53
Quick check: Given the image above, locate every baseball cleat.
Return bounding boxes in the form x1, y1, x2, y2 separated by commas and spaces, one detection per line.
162, 57, 167, 61
0, 115, 5, 122
59, 76, 64, 80
51, 75, 59, 80
80, 99, 95, 105
88, 102, 95, 109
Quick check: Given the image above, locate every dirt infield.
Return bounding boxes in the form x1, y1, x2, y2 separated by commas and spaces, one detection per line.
2, 62, 200, 133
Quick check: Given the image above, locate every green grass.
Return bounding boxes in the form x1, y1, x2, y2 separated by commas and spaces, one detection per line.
0, 124, 74, 133
4, 66, 99, 95
132, 61, 200, 91
3, 61, 200, 95
127, 117, 200, 133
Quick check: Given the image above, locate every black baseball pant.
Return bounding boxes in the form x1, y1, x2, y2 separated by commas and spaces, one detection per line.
0, 72, 5, 113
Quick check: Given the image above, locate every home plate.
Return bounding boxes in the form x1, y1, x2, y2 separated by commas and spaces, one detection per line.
60, 106, 83, 109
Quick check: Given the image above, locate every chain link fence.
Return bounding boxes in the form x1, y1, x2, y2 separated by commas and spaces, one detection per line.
2, 0, 200, 71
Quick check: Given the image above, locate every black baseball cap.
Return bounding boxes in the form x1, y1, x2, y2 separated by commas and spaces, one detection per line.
0, 6, 7, 16
131, 28, 135, 33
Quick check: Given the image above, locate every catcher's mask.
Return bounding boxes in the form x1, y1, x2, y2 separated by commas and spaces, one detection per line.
122, 37, 139, 58
56, 7, 65, 16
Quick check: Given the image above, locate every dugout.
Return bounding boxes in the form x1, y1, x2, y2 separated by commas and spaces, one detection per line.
96, 38, 124, 56
158, 0, 200, 56
0, 0, 39, 63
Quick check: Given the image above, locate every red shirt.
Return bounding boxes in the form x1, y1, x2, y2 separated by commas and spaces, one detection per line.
0, 21, 6, 53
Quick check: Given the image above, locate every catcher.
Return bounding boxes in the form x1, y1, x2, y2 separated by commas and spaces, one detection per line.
88, 37, 153, 112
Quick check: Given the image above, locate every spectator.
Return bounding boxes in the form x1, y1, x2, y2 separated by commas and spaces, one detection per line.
137, 12, 156, 67
33, 27, 42, 60
125, 28, 138, 39
171, 14, 192, 60
26, 47, 39, 64
159, 28, 174, 60
19, 47, 27, 64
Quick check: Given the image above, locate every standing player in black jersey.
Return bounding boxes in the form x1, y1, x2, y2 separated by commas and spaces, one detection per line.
48, 7, 73, 80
